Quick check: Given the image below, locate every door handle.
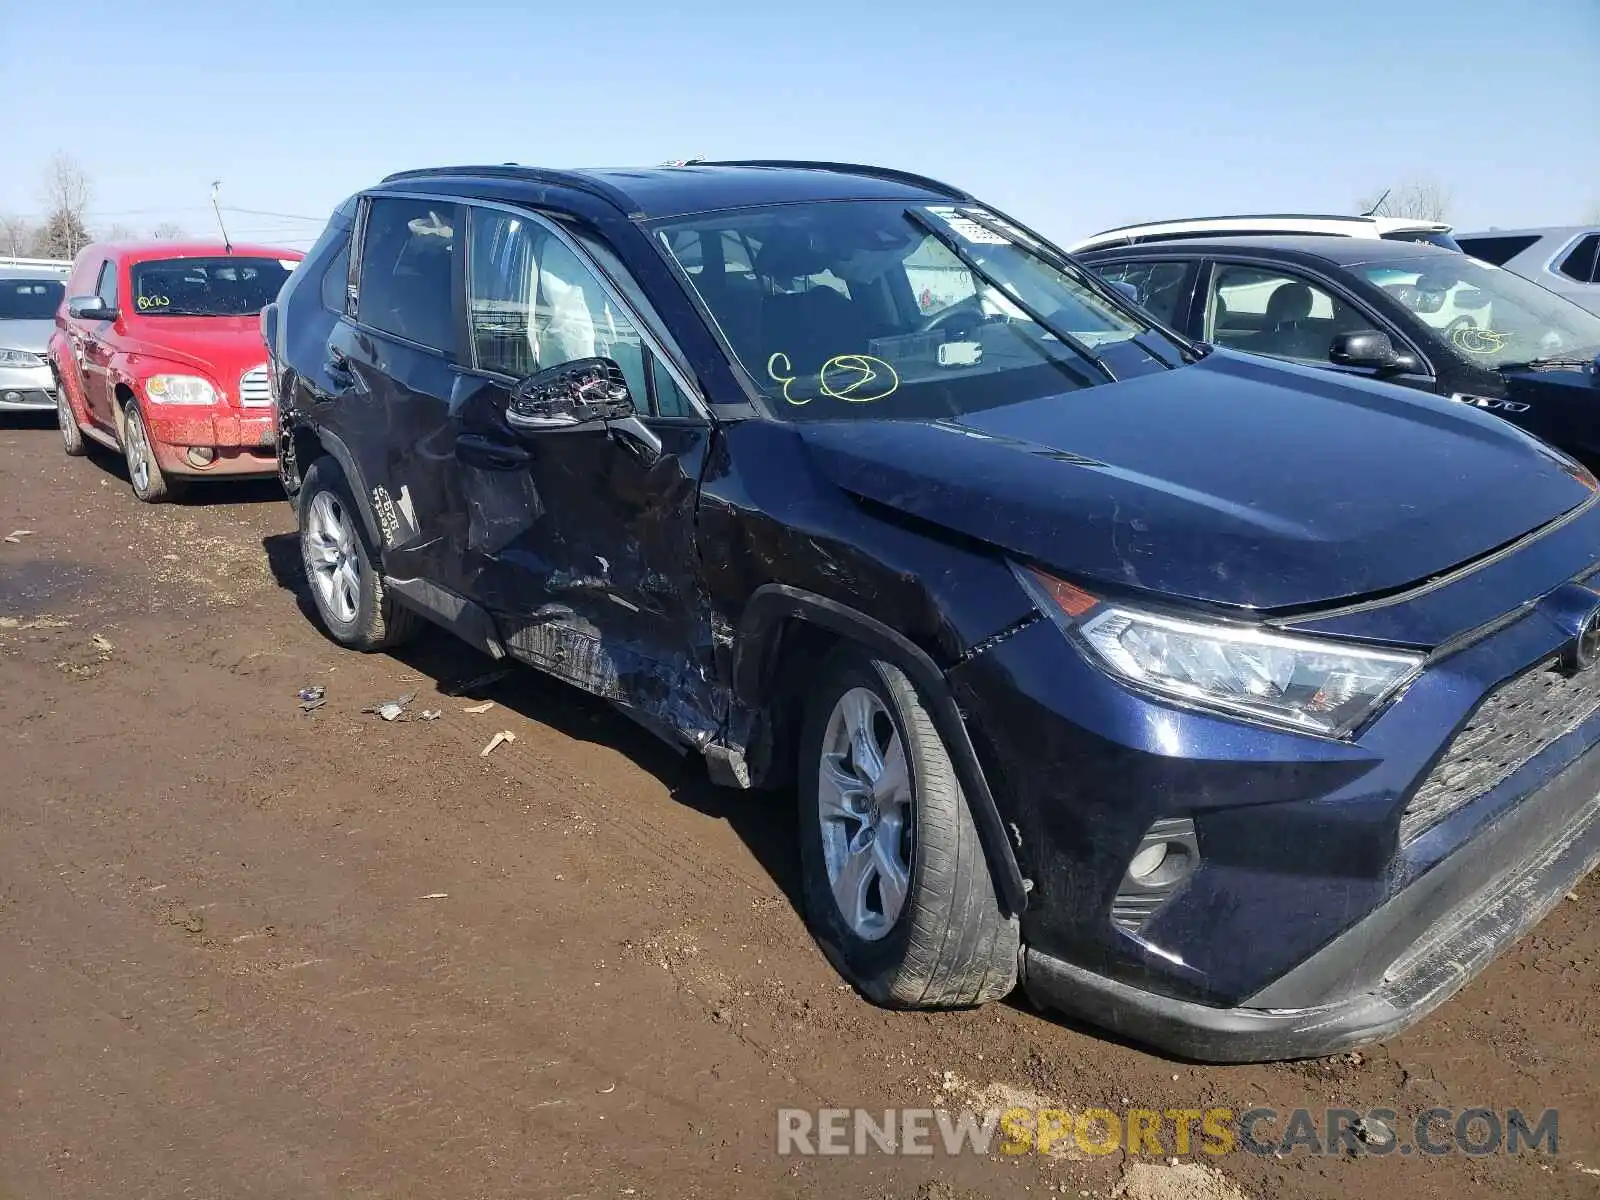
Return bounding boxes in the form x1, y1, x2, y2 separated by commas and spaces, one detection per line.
325, 349, 355, 387
457, 432, 531, 471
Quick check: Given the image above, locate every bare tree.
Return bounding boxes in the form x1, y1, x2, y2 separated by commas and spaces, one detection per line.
151, 221, 186, 240
0, 214, 32, 258
34, 152, 93, 260
1357, 177, 1453, 223
102, 222, 138, 242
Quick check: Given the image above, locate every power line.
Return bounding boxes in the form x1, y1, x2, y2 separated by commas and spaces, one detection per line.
220, 206, 326, 222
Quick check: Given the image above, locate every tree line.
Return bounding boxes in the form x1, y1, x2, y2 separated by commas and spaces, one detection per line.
1, 153, 184, 261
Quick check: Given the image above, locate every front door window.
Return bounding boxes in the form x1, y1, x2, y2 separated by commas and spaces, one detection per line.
1205, 265, 1369, 364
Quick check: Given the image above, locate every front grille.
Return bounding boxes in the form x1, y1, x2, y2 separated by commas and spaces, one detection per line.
1401, 658, 1600, 841
239, 364, 272, 407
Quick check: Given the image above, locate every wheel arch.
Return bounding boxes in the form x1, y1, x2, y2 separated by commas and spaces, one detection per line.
292, 427, 385, 552
733, 583, 1030, 915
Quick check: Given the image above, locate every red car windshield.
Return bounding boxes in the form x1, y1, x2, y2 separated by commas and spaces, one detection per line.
130, 256, 293, 316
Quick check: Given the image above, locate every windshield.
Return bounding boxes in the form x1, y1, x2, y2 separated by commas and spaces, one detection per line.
655, 201, 1183, 420
1362, 255, 1600, 370
0, 277, 66, 320
129, 256, 294, 317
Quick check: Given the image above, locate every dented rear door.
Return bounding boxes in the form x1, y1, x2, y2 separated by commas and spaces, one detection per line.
337, 195, 469, 586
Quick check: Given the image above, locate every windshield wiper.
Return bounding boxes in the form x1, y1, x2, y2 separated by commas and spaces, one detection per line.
954, 208, 1202, 365
1501, 353, 1599, 372
902, 208, 1117, 383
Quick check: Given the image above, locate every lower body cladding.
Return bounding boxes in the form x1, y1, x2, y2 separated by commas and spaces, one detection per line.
949, 586, 1600, 1063
0, 362, 56, 411
143, 406, 279, 477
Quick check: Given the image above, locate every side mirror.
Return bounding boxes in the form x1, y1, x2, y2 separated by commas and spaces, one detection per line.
1329, 329, 1405, 371
67, 295, 117, 322
506, 356, 636, 432
1109, 280, 1141, 304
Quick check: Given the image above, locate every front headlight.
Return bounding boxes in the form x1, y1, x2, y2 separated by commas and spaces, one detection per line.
144, 374, 218, 405
1014, 564, 1423, 737
0, 348, 45, 368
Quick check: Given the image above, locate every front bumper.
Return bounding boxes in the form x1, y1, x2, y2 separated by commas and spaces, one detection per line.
0, 362, 56, 410
1020, 743, 1600, 1062
142, 405, 278, 478
948, 505, 1600, 1060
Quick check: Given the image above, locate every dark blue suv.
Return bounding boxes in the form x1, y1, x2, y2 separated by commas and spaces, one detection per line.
264, 161, 1600, 1061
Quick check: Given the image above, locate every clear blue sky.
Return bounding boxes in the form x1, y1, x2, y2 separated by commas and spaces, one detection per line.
3, 0, 1596, 250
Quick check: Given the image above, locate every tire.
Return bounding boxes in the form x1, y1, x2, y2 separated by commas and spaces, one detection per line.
296, 456, 423, 651
797, 644, 1019, 1008
121, 401, 184, 502
54, 374, 85, 457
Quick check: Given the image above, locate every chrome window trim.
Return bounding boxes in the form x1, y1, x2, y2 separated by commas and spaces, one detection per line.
1543, 230, 1600, 285
373, 190, 711, 421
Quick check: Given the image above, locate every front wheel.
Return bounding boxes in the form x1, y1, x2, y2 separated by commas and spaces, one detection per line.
54, 375, 85, 457
122, 402, 182, 502
797, 645, 1019, 1008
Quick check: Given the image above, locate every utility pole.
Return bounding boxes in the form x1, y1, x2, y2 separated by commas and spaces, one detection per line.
210, 181, 233, 252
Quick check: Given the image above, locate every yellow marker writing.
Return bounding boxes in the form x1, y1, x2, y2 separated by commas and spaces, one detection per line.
819, 354, 899, 403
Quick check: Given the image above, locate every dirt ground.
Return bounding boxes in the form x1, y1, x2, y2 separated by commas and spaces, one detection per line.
1, 414, 1595, 1200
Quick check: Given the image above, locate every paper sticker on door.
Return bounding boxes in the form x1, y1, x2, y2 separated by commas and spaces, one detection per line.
372, 484, 420, 547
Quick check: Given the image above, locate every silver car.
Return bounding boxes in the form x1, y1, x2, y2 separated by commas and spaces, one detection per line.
0, 260, 71, 411
1456, 227, 1600, 316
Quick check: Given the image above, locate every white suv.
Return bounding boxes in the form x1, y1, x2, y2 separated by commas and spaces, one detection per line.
1070, 214, 1460, 255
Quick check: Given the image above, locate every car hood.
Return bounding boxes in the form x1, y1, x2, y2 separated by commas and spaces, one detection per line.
0, 319, 54, 354
795, 351, 1593, 611
124, 315, 269, 390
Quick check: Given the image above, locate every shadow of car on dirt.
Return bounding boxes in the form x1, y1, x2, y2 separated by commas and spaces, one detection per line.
260, 530, 805, 912
43, 418, 290, 508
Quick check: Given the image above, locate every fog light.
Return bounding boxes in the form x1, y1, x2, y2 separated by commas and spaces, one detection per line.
1111, 817, 1198, 934
187, 446, 216, 467
1127, 842, 1168, 881
3, 391, 20, 403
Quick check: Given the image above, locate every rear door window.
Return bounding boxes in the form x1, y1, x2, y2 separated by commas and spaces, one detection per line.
355, 197, 462, 354
1558, 235, 1600, 284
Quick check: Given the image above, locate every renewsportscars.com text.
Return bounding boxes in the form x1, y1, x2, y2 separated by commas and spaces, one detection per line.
776, 1105, 1559, 1158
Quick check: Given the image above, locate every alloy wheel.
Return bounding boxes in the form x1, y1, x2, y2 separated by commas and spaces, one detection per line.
124, 410, 151, 494
305, 490, 362, 625
816, 686, 914, 940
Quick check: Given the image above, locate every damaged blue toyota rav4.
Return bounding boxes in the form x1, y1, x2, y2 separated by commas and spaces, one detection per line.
265, 162, 1600, 1062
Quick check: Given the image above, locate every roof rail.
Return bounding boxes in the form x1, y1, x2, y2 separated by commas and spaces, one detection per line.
378, 165, 642, 215
0, 255, 73, 269
704, 160, 970, 201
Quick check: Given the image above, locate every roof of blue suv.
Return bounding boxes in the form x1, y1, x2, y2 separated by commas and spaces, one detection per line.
377, 161, 971, 220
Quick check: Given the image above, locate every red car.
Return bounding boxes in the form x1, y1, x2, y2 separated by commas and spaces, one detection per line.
50, 241, 303, 501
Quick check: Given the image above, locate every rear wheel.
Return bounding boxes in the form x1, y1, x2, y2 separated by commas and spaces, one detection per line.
297, 457, 421, 651
122, 402, 183, 502
797, 644, 1019, 1008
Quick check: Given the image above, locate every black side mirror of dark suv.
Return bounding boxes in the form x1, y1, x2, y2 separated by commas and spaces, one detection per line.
67, 295, 117, 322
507, 357, 636, 432
1329, 330, 1409, 372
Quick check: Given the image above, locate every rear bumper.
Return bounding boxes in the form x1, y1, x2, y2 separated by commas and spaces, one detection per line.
1019, 742, 1600, 1062
144, 407, 278, 477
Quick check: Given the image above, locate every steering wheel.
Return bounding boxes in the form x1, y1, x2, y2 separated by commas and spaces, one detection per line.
918, 297, 1001, 335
